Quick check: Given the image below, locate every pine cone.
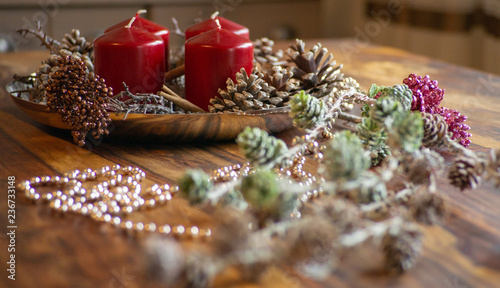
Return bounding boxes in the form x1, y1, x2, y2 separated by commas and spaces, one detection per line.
209, 68, 274, 113
371, 97, 404, 128
236, 127, 289, 168
448, 157, 482, 190
262, 66, 298, 106
253, 37, 285, 68
410, 192, 446, 225
31, 29, 94, 103
178, 169, 213, 205
355, 171, 388, 204
401, 149, 445, 185
382, 222, 422, 274
356, 117, 390, 166
421, 113, 449, 148
322, 130, 371, 181
61, 29, 93, 57
287, 39, 344, 98
289, 90, 326, 129
45, 56, 112, 147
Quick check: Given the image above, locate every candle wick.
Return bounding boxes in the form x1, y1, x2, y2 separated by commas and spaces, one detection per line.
211, 11, 219, 19
126, 9, 147, 28
215, 18, 222, 30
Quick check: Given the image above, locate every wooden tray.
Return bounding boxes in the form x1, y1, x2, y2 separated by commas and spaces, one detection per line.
7, 81, 293, 142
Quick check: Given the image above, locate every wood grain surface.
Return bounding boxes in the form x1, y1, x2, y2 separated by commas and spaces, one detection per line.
1, 39, 500, 288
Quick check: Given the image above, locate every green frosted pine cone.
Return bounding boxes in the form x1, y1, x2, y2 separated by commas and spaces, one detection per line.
321, 130, 371, 181
178, 169, 213, 204
356, 117, 391, 166
236, 127, 289, 168
289, 90, 326, 129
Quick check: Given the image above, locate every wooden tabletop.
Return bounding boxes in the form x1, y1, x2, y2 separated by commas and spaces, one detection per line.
1, 39, 500, 288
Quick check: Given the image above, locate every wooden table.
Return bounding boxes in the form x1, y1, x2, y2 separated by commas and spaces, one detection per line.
1, 39, 500, 288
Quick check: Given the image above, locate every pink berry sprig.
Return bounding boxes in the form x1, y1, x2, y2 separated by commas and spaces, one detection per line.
403, 74, 471, 147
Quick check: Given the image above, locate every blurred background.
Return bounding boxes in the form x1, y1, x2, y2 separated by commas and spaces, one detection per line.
1, 0, 499, 74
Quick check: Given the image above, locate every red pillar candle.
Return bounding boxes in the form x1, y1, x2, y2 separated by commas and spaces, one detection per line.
105, 10, 170, 71
94, 14, 165, 95
184, 20, 253, 110
185, 12, 250, 40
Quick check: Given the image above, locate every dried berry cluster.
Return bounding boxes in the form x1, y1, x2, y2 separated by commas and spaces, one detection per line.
46, 56, 112, 146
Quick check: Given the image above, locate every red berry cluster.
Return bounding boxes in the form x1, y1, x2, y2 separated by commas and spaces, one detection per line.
403, 74, 471, 147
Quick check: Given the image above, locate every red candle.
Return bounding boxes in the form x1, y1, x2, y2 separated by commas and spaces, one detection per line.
94, 15, 165, 96
185, 12, 250, 40
105, 11, 170, 71
184, 20, 253, 110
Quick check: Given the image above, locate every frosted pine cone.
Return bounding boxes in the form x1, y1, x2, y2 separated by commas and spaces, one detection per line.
382, 222, 422, 274
236, 127, 289, 168
448, 157, 482, 190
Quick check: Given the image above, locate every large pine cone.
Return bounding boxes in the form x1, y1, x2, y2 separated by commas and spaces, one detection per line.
287, 39, 344, 98
448, 157, 482, 190
253, 37, 285, 69
209, 68, 274, 113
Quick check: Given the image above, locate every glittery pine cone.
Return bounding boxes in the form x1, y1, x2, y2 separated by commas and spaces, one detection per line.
403, 73, 444, 113
436, 106, 471, 148
448, 157, 482, 190
209, 68, 274, 113
45, 55, 112, 146
287, 39, 344, 98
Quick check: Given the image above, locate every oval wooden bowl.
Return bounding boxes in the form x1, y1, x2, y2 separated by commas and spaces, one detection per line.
7, 81, 293, 142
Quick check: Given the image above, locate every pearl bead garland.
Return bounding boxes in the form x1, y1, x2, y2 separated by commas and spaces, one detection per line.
19, 164, 211, 239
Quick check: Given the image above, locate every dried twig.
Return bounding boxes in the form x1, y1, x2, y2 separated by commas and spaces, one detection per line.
17, 21, 61, 53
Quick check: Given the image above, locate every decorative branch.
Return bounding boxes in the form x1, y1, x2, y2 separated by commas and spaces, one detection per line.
17, 21, 61, 53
